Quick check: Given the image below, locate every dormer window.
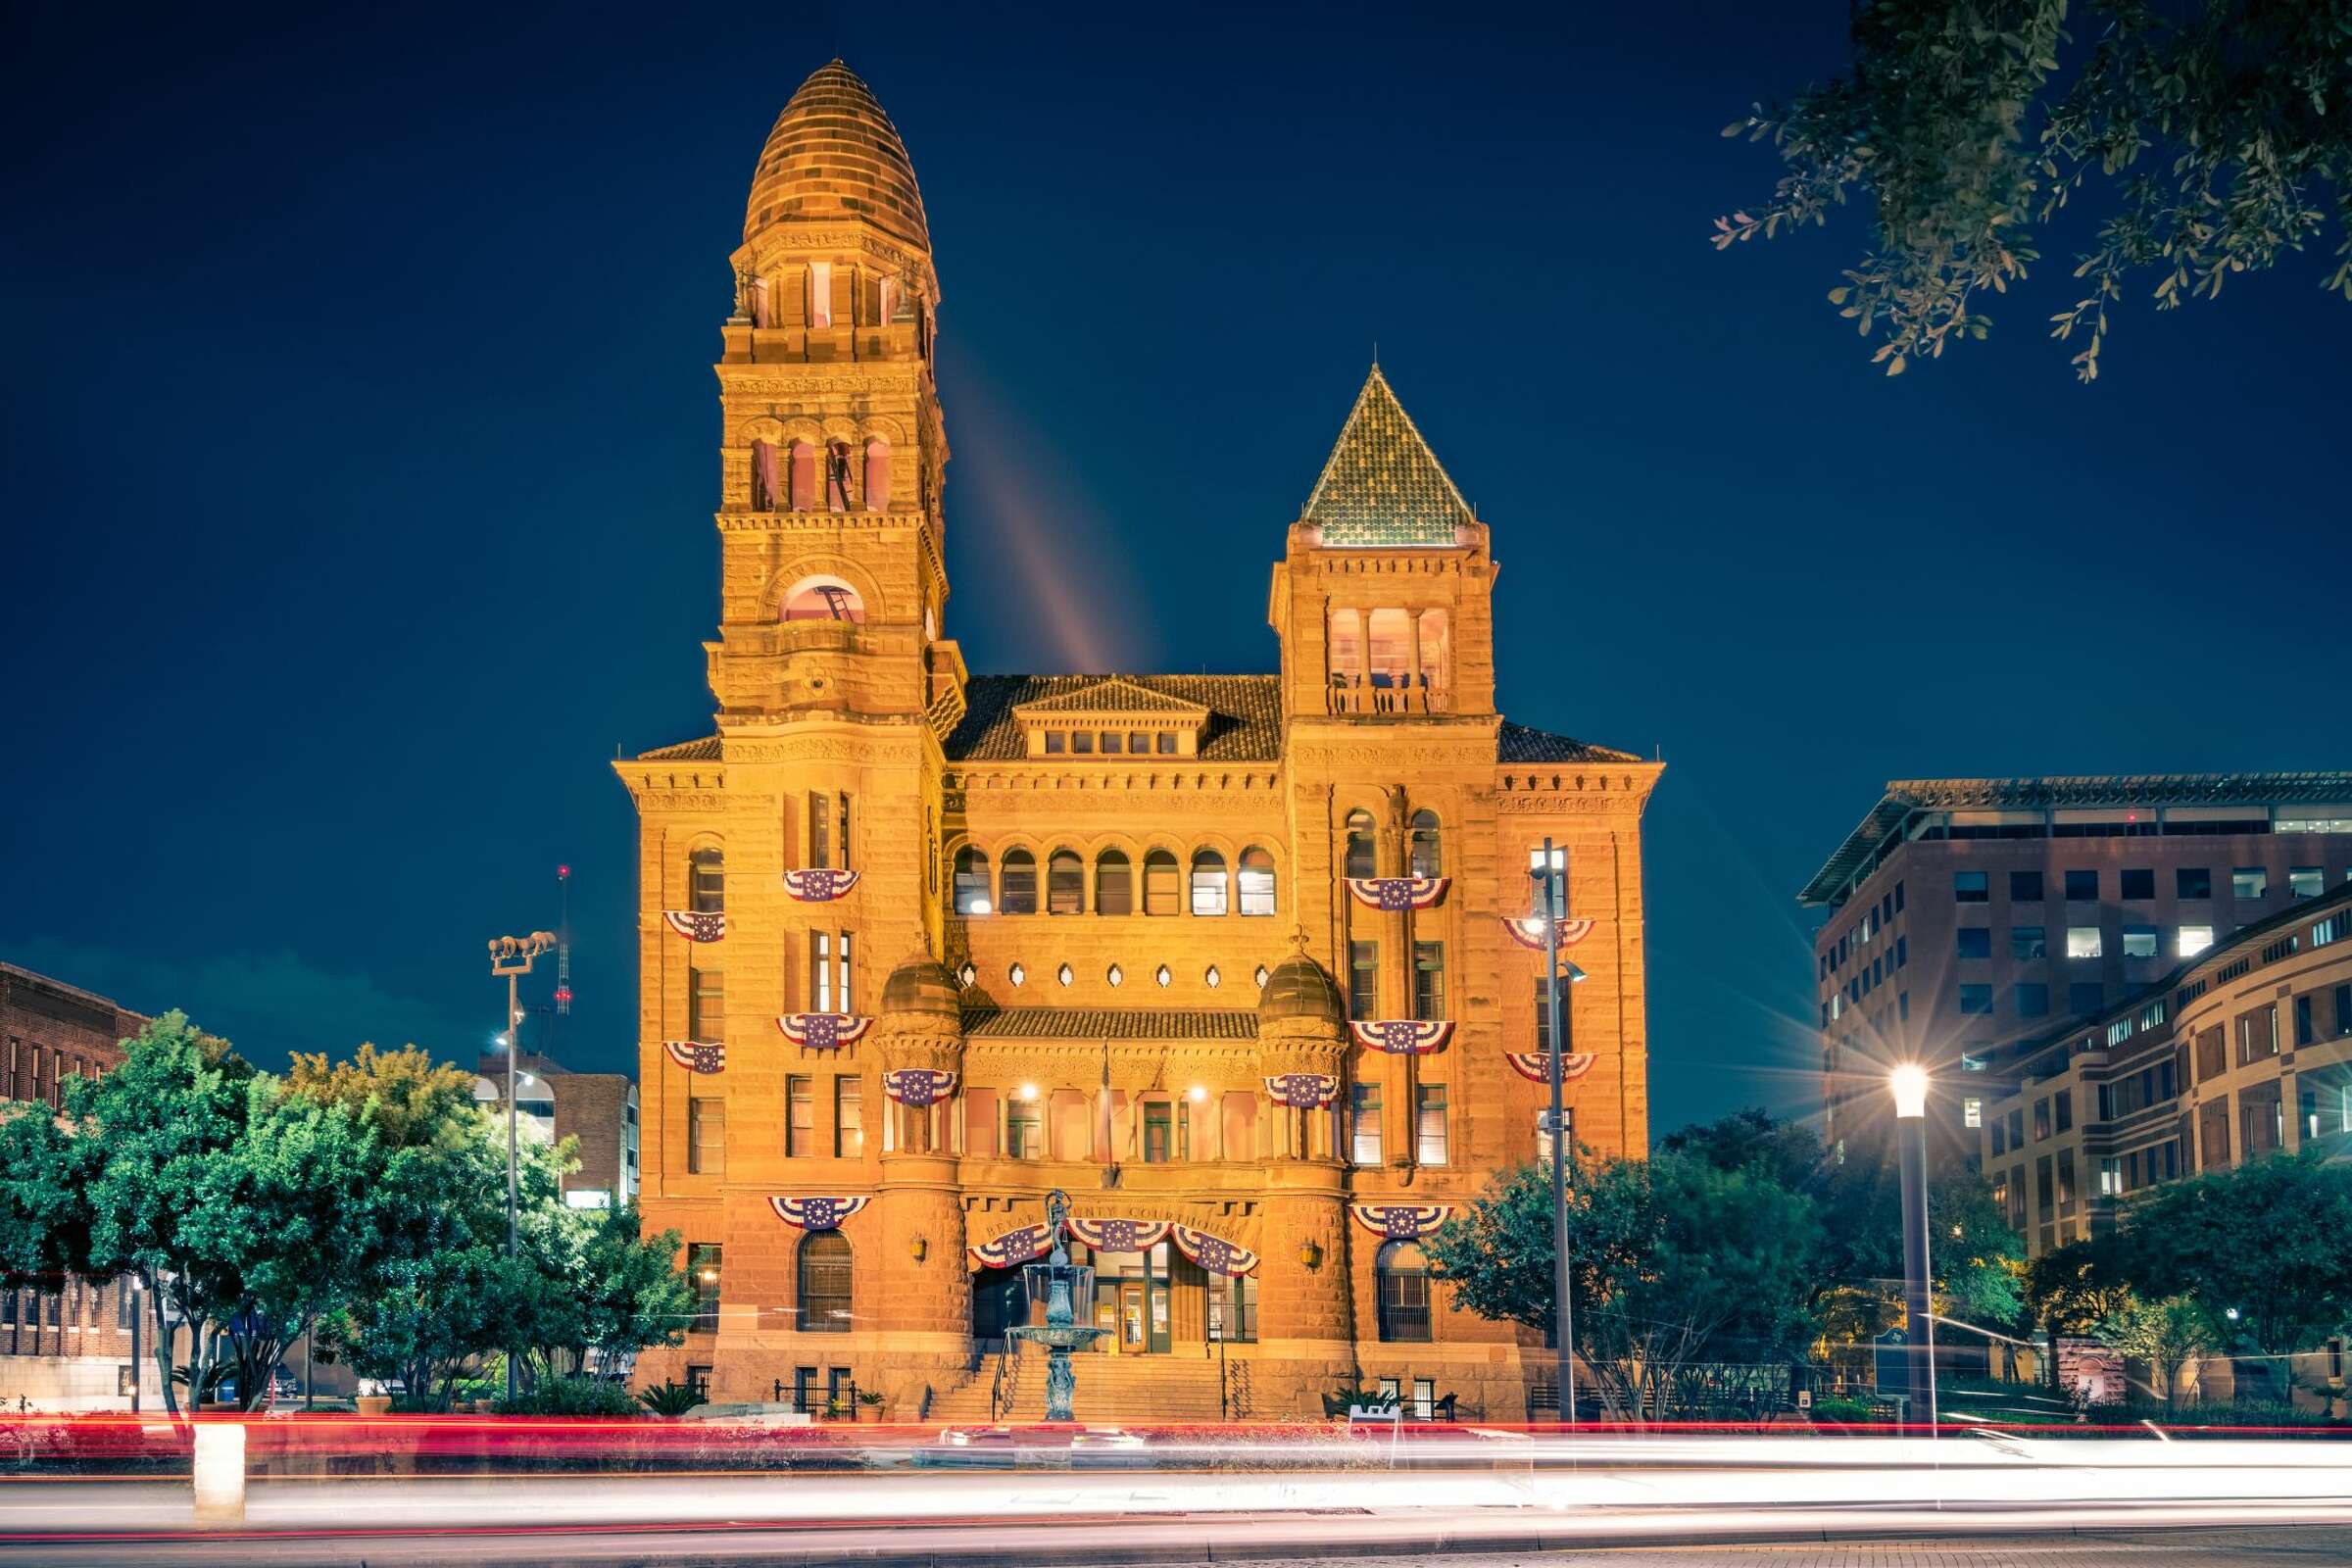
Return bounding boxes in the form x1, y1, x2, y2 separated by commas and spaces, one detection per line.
1010, 678, 1211, 760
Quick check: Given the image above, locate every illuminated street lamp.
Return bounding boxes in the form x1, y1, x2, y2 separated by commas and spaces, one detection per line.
1889, 1062, 1937, 1433
1529, 841, 1589, 1424
488, 931, 557, 1402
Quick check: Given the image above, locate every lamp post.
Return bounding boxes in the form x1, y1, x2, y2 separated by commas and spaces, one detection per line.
1529, 841, 1588, 1425
488, 931, 557, 1403
1889, 1062, 1937, 1434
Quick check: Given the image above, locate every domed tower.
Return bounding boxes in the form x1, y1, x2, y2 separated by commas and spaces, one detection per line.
867, 954, 969, 1396
1253, 945, 1354, 1382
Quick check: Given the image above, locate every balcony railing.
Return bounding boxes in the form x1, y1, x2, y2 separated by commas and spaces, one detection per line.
1328, 674, 1447, 715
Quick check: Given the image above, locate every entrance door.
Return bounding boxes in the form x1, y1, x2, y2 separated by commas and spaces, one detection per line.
1119, 1283, 1146, 1352
971, 1265, 1028, 1347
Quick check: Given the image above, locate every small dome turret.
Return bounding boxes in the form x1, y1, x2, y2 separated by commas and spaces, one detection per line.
1257, 952, 1344, 1026
880, 955, 963, 1019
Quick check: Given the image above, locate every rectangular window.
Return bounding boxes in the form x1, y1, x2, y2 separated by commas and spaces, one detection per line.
1129, 731, 1151, 754
1955, 871, 1989, 904
787, 1075, 812, 1157
1959, 983, 1994, 1014
2294, 995, 2316, 1048
1535, 977, 1562, 1053
808, 792, 831, 868
2064, 869, 2099, 902
807, 261, 832, 327
2237, 1004, 2278, 1065
1070, 730, 1094, 754
1956, 928, 1991, 959
2100, 1157, 2122, 1197
1006, 1094, 1042, 1159
689, 967, 724, 1042
1895, 934, 1908, 968
2011, 870, 2044, 902
1348, 941, 1378, 1022
2336, 984, 2352, 1036
1412, 942, 1446, 1021
1143, 1100, 1173, 1163
2011, 926, 2047, 959
2034, 1098, 2052, 1141
810, 932, 833, 1012
1099, 731, 1121, 754
2289, 866, 2325, 898
1415, 1084, 1448, 1166
2015, 982, 2048, 1017
2066, 926, 2103, 959
1992, 1117, 2007, 1154
1154, 733, 1176, 754
689, 1097, 724, 1175
1963, 1096, 1983, 1130
835, 1074, 862, 1157
2056, 1149, 2077, 1208
2035, 1155, 2054, 1220
838, 794, 852, 869
2178, 924, 2215, 957
687, 1244, 721, 1330
2055, 1089, 2074, 1133
2195, 1026, 2227, 1081
1044, 731, 1066, 754
2122, 925, 2160, 959
1350, 1082, 1382, 1165
2232, 866, 2269, 899
2120, 868, 2155, 901
2178, 867, 2213, 900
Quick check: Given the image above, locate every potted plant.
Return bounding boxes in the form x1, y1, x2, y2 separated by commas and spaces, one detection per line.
824, 1396, 848, 1423
856, 1389, 884, 1424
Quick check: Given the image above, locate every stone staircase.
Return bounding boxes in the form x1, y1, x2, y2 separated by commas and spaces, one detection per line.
925, 1344, 1236, 1424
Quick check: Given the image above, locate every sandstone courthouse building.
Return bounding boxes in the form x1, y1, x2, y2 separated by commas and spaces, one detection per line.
617, 63, 1660, 1419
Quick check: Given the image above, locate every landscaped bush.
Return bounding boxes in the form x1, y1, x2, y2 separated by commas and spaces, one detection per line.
492, 1376, 644, 1417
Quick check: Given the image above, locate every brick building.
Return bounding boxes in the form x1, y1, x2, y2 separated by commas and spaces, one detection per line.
473, 1050, 642, 1209
0, 963, 156, 1410
1800, 775, 2352, 1163
614, 62, 1660, 1419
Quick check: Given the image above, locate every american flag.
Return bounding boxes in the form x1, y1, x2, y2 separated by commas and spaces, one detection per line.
662, 909, 727, 943
1263, 1072, 1340, 1108
1173, 1226, 1259, 1277
969, 1225, 1051, 1269
1068, 1217, 1171, 1253
1346, 876, 1450, 911
1505, 1051, 1595, 1084
782, 868, 861, 903
1349, 1203, 1452, 1241
776, 1013, 872, 1050
1349, 1019, 1455, 1054
882, 1068, 957, 1107
1501, 914, 1594, 951
768, 1195, 868, 1231
663, 1040, 725, 1074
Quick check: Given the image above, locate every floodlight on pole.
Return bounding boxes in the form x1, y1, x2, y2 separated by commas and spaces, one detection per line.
488, 930, 557, 1403
1888, 1061, 1936, 1434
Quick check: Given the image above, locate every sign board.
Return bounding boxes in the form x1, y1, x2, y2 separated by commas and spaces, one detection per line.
1795, 1388, 1812, 1411
1872, 1327, 1910, 1396
2056, 1336, 2126, 1405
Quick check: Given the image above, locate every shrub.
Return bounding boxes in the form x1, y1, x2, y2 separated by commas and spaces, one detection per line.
638, 1381, 709, 1417
493, 1375, 644, 1417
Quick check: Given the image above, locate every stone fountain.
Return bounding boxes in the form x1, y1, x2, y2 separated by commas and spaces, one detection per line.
1007, 1189, 1112, 1421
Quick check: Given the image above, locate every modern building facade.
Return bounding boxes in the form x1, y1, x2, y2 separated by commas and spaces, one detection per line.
1801, 776, 2352, 1162
0, 963, 156, 1410
615, 62, 1660, 1419
473, 1051, 642, 1209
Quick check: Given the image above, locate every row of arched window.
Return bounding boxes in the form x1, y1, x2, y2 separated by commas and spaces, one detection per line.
953, 847, 1278, 918
1342, 809, 1445, 881
751, 438, 891, 513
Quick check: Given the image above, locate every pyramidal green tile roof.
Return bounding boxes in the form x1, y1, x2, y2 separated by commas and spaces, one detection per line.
1299, 366, 1476, 548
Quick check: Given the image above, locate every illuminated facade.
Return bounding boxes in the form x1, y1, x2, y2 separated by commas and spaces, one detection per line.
616, 62, 1660, 1419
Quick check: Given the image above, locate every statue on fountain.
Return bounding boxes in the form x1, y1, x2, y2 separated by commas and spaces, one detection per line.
1008, 1189, 1113, 1422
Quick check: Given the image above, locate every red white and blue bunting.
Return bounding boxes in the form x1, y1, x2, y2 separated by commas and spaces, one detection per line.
1345, 876, 1450, 912
662, 1040, 725, 1074
782, 868, 861, 903
1505, 1051, 1595, 1084
970, 1224, 1052, 1269
882, 1067, 957, 1107
768, 1195, 868, 1231
1502, 915, 1593, 952
1067, 1217, 1170, 1253
663, 910, 727, 943
775, 1013, 873, 1050
1173, 1226, 1259, 1277
1263, 1072, 1340, 1108
1349, 1019, 1455, 1054
1349, 1203, 1453, 1241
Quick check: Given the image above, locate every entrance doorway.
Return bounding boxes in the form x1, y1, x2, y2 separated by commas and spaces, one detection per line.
1086, 1242, 1172, 1354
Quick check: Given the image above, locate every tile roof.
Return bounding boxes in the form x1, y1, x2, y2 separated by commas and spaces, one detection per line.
945, 675, 1284, 762
1013, 678, 1207, 715
745, 61, 930, 251
1496, 721, 1642, 765
961, 1005, 1259, 1041
1300, 366, 1475, 548
635, 735, 722, 761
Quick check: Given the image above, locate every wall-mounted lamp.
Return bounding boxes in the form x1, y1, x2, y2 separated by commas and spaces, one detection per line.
909, 1235, 928, 1263
1298, 1239, 1323, 1271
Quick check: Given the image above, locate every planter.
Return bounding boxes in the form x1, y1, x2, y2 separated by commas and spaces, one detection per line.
856, 1401, 881, 1424
355, 1396, 393, 1417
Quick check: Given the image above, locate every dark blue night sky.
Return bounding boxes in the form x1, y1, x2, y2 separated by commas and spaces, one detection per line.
6, 2, 2345, 1134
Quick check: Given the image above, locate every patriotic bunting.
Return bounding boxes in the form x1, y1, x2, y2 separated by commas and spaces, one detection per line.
1502, 915, 1593, 951
1173, 1226, 1259, 1277
775, 1013, 873, 1050
1348, 1203, 1453, 1241
662, 1040, 725, 1074
1345, 876, 1450, 912
782, 868, 861, 903
663, 909, 727, 943
768, 1195, 869, 1231
1066, 1217, 1171, 1253
969, 1224, 1052, 1269
1349, 1019, 1456, 1054
1263, 1072, 1340, 1108
1505, 1051, 1595, 1084
882, 1067, 957, 1107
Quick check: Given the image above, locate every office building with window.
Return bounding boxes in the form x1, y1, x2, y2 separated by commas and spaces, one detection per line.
473, 1050, 642, 1209
615, 62, 1660, 1420
1801, 775, 2352, 1162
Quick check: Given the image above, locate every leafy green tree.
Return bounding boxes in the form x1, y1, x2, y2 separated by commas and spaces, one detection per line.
1715, 0, 2352, 378
2097, 1293, 2216, 1408
2025, 1234, 2140, 1386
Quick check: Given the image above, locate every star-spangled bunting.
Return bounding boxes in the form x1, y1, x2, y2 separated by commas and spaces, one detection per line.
1345, 876, 1450, 912
1172, 1226, 1259, 1277
882, 1068, 957, 1107
969, 1224, 1051, 1269
663, 909, 727, 943
1263, 1072, 1340, 1108
1505, 1052, 1595, 1084
775, 1013, 873, 1050
662, 1040, 725, 1074
782, 868, 861, 903
767, 1196, 868, 1231
1349, 1019, 1455, 1054
1502, 915, 1593, 951
1066, 1217, 1171, 1253
1348, 1203, 1453, 1241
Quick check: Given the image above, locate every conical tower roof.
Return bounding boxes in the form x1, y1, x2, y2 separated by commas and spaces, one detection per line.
1299, 366, 1475, 547
745, 60, 930, 251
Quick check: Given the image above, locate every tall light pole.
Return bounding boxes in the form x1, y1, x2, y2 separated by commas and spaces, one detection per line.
489, 932, 557, 1403
1529, 842, 1587, 1425
1890, 1062, 1937, 1434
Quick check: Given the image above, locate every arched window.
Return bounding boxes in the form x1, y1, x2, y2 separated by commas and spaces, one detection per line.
787, 440, 816, 511
1375, 1240, 1432, 1343
1408, 810, 1443, 879
1143, 849, 1180, 916
798, 1231, 852, 1333
751, 440, 783, 510
689, 847, 724, 913
825, 439, 854, 513
1096, 849, 1134, 916
863, 439, 891, 512
999, 849, 1039, 915
782, 574, 866, 623
1048, 850, 1084, 915
1329, 609, 1363, 683
953, 846, 992, 914
1189, 850, 1229, 916
1344, 809, 1378, 880
1416, 609, 1448, 694
1237, 847, 1277, 916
